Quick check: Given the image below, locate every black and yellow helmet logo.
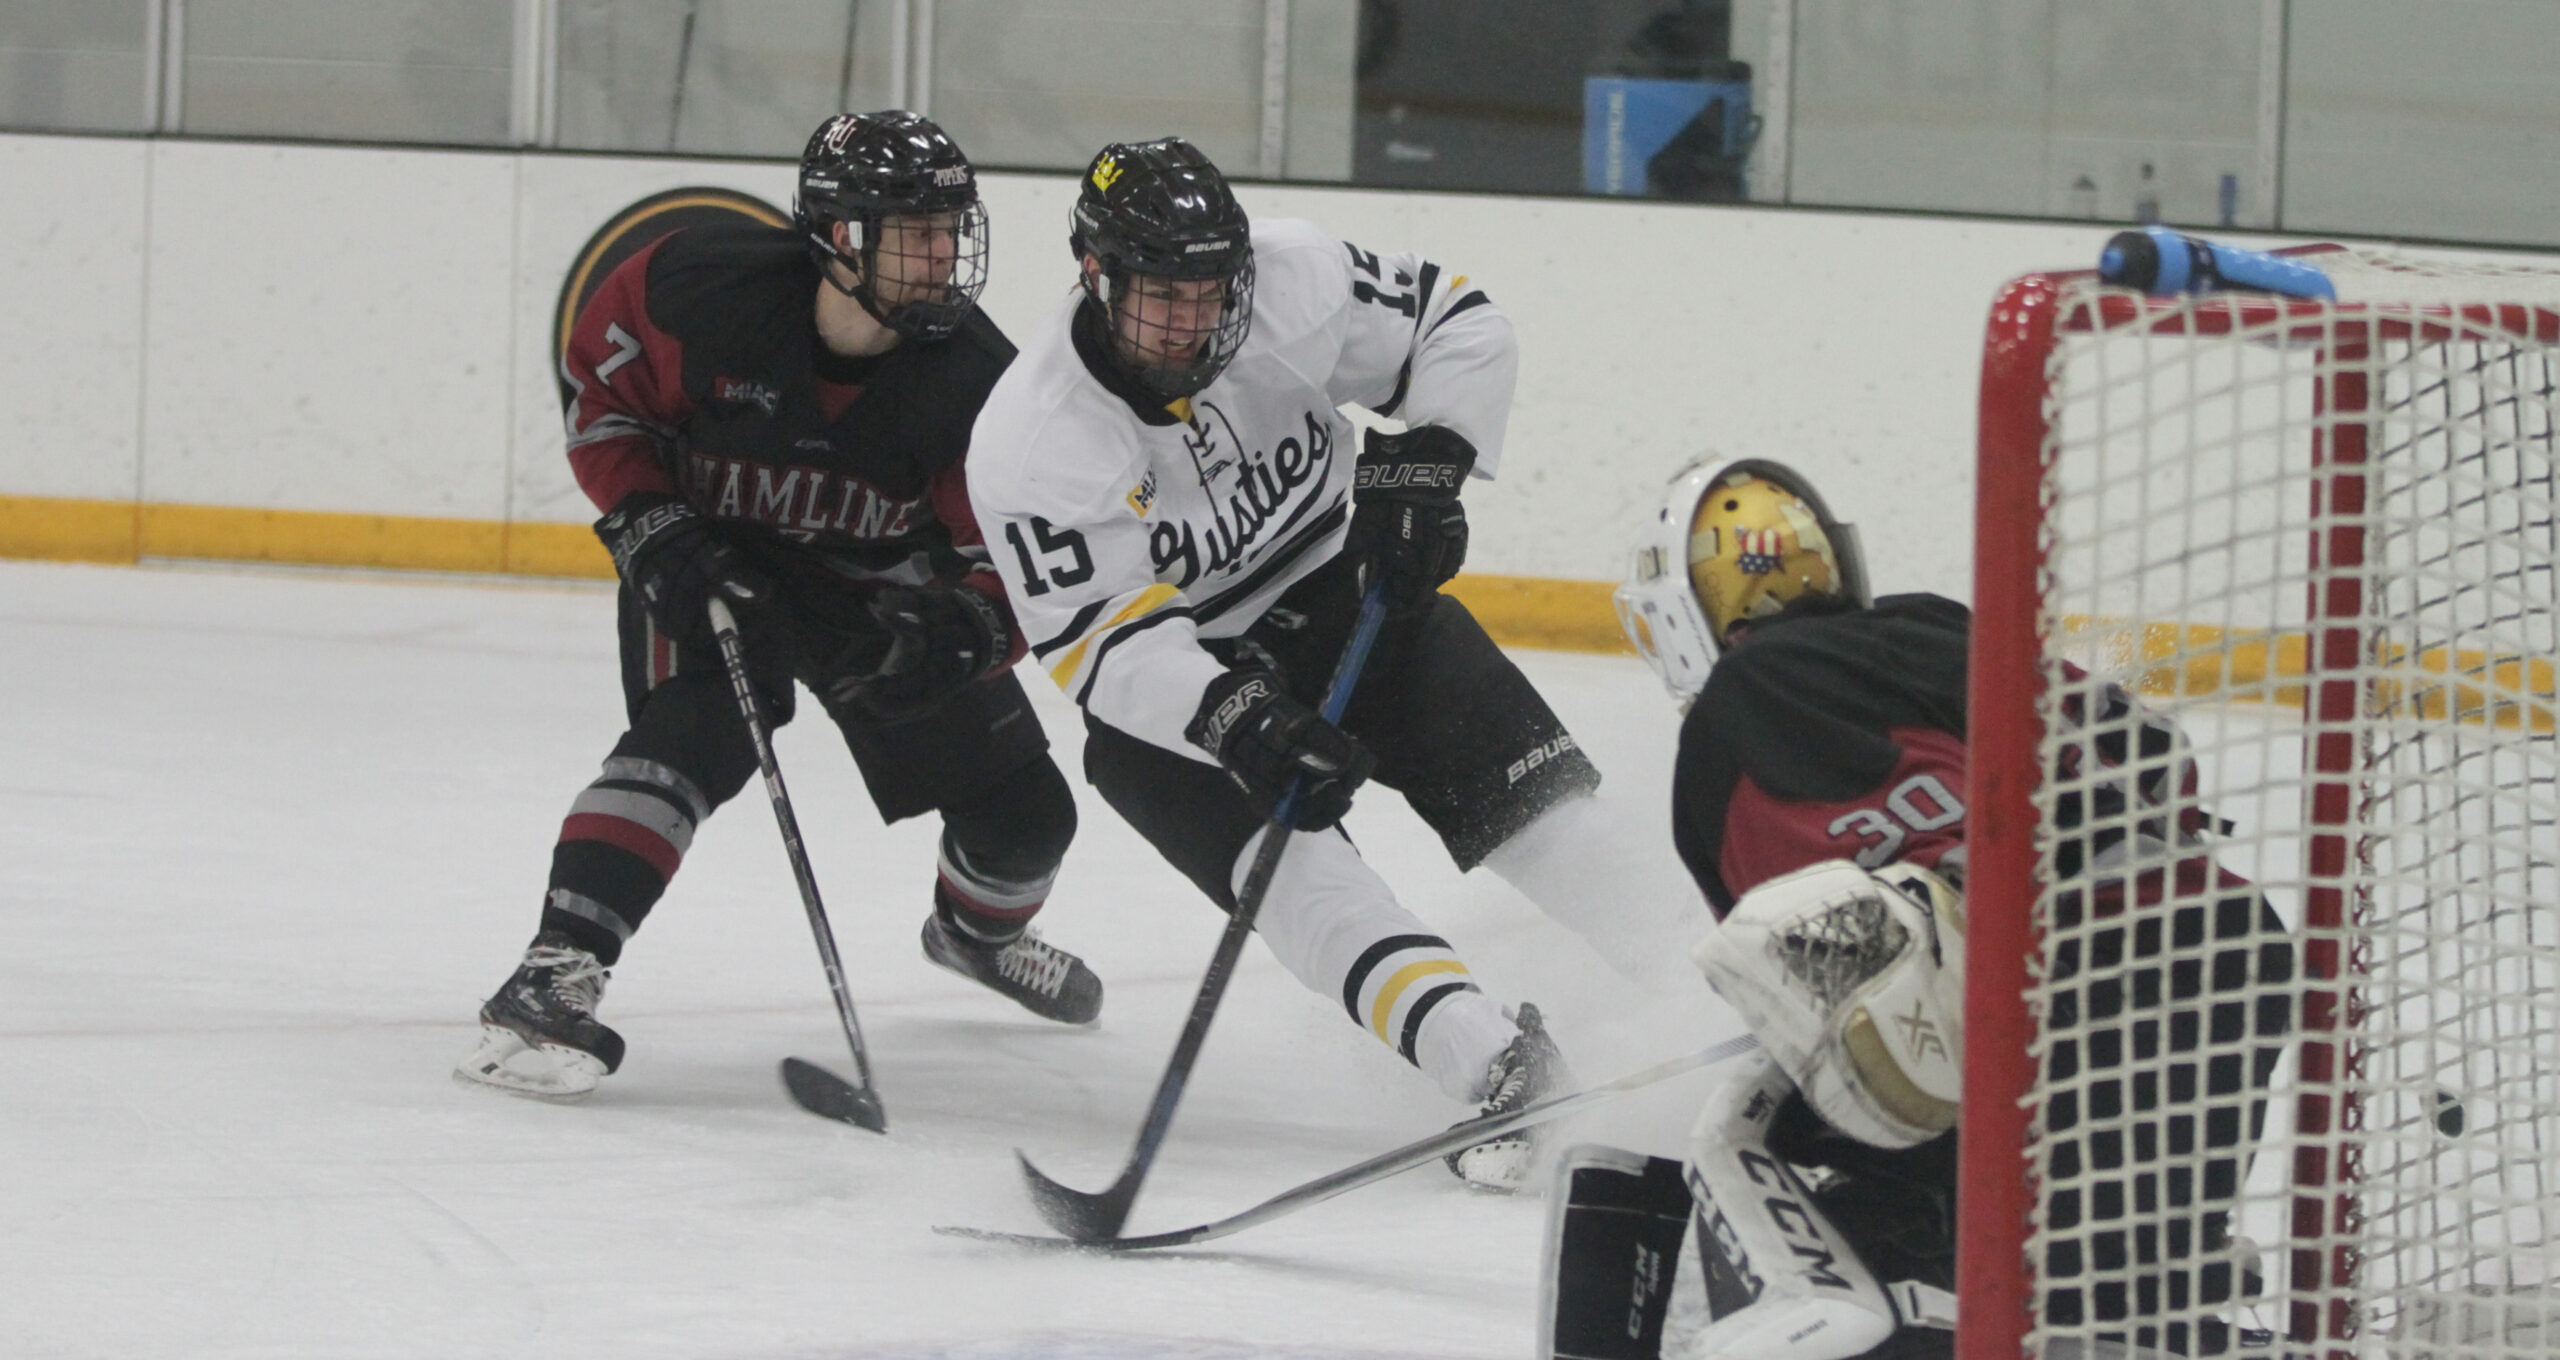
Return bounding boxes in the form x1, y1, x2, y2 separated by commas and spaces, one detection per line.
552, 186, 787, 402
1090, 155, 1123, 193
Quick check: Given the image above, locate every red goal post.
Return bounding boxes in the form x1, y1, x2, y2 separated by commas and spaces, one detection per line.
1965, 248, 2560, 1360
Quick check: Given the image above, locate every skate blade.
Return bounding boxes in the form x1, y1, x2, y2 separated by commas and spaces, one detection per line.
923, 950, 1103, 1028
453, 1026, 605, 1102
1449, 1137, 1535, 1194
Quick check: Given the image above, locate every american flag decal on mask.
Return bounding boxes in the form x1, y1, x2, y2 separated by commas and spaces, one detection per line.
1735, 527, 1786, 574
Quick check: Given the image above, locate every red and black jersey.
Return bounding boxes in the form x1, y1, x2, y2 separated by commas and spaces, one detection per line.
1671, 593, 1973, 916
559, 220, 1017, 633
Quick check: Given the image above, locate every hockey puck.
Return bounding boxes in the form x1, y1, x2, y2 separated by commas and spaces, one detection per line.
2435, 1088, 2465, 1137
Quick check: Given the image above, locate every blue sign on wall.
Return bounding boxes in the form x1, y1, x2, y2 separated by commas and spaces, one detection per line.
1583, 76, 1755, 199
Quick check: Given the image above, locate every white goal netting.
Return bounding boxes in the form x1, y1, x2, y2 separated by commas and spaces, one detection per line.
2002, 249, 2560, 1360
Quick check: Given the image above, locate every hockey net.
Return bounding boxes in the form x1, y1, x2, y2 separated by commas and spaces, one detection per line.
1965, 249, 2560, 1360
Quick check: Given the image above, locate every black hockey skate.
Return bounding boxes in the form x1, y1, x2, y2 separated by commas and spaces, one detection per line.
921, 907, 1103, 1026
1445, 1002, 1569, 1192
454, 932, 626, 1100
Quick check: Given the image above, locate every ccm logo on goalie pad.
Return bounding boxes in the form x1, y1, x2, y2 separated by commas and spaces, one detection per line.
1628, 1243, 1669, 1338
1688, 1151, 1863, 1302
1540, 1147, 1694, 1360
1680, 1057, 1898, 1360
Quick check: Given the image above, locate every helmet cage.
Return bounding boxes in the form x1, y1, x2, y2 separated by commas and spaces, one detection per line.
1069, 140, 1256, 399
794, 111, 989, 340
810, 199, 990, 340
1081, 245, 1256, 401
1615, 457, 1869, 702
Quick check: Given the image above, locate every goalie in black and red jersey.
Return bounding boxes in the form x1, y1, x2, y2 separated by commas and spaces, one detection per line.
1539, 460, 2293, 1360
456, 112, 1100, 1103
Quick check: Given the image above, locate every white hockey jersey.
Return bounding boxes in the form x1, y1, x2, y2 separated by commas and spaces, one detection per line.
968, 217, 1517, 760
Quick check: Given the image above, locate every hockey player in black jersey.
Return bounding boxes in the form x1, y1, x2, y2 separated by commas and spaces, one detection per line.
457, 112, 1099, 1102
1538, 460, 2292, 1359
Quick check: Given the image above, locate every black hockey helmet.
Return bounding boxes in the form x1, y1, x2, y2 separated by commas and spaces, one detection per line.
1069, 138, 1255, 399
794, 110, 989, 339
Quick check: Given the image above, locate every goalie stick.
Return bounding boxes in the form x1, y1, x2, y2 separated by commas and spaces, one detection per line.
938, 1033, 1759, 1252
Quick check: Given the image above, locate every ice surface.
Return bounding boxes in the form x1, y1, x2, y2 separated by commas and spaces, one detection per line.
0, 560, 1743, 1360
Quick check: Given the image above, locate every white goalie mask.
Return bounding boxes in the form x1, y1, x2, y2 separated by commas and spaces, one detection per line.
1614, 457, 1869, 704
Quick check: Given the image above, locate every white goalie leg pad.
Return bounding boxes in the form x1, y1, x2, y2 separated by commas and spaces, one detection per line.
1681, 1054, 1899, 1360
1537, 1144, 1697, 1360
1690, 860, 1965, 1150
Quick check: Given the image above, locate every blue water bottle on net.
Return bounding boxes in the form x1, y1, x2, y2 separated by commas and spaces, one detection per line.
2098, 224, 2335, 300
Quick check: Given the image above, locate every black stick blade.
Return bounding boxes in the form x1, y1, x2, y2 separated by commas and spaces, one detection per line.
934, 1220, 1216, 1252
932, 1225, 1121, 1252
781, 1056, 886, 1134
1017, 1149, 1136, 1243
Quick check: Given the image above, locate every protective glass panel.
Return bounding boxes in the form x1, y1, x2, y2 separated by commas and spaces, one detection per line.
179, 0, 513, 145
0, 0, 151, 134
554, 0, 876, 158
1786, 0, 2262, 223
2284, 0, 2560, 250
928, 0, 1263, 173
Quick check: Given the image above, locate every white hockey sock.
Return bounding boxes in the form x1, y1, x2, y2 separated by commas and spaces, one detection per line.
1234, 825, 1514, 1101
1411, 987, 1519, 1103
1480, 793, 1709, 993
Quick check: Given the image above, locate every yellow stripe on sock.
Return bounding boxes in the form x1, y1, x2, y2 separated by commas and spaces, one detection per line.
1369, 958, 1470, 1043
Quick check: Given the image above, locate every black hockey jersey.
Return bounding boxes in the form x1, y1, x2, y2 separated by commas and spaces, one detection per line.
558, 221, 1016, 612
1671, 593, 1973, 915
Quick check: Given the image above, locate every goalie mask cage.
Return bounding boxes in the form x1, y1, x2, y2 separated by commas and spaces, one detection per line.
1964, 249, 2560, 1360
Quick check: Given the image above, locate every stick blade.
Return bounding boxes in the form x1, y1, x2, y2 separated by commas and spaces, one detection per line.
934, 1221, 1212, 1253
780, 1056, 887, 1134
931, 1224, 1104, 1252
1016, 1149, 1135, 1243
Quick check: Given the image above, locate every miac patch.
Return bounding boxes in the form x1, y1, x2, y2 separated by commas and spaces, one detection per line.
552, 186, 788, 405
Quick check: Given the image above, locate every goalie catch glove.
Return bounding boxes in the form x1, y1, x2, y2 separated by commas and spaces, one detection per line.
1691, 860, 1966, 1150
1349, 425, 1474, 615
595, 492, 774, 650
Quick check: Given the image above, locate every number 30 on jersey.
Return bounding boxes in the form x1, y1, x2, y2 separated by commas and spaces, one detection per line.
1828, 773, 1964, 867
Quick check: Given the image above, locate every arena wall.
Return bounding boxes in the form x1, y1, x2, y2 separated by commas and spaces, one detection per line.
2, 131, 2545, 650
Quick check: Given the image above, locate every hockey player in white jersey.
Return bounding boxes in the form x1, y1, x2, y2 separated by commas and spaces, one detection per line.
969, 138, 1700, 1190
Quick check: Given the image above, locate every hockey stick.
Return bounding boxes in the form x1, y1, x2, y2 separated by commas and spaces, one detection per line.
942, 1033, 1759, 1251
706, 596, 888, 1135
1017, 580, 1393, 1243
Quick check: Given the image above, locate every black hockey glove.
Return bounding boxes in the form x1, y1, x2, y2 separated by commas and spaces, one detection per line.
1187, 669, 1375, 831
595, 491, 773, 649
1348, 425, 1475, 615
808, 584, 1012, 721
